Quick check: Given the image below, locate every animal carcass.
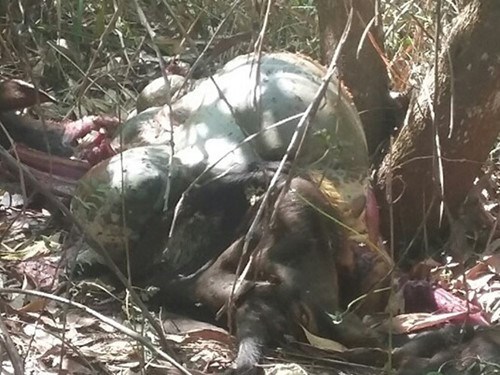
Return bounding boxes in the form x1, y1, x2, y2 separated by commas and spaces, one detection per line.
70, 52, 391, 372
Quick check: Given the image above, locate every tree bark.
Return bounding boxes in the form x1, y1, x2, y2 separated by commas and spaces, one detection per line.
376, 0, 500, 252
316, 0, 394, 156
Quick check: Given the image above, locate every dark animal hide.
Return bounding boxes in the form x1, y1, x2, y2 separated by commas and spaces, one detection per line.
147, 163, 384, 374
394, 324, 500, 375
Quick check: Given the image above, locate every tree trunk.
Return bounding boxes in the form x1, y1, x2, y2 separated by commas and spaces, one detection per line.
316, 0, 395, 156
375, 0, 500, 253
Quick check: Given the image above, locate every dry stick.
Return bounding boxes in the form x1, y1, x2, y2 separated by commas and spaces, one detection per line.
229, 6, 355, 318
276, 348, 384, 371
0, 147, 190, 375
183, 13, 204, 53
356, 13, 376, 60
432, 0, 446, 226
396, 154, 483, 170
0, 288, 188, 374
446, 48, 456, 139
387, 136, 395, 261
0, 316, 24, 375
386, 135, 395, 372
439, 5, 473, 318
253, 0, 272, 57
250, 0, 272, 114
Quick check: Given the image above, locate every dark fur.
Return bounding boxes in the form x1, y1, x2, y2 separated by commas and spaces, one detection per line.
394, 324, 500, 375
149, 163, 382, 373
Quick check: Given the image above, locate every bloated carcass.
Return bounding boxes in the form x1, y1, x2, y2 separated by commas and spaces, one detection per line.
70, 52, 392, 372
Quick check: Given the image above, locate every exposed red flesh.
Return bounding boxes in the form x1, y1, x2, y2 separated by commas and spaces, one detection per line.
75, 130, 117, 166
62, 115, 120, 145
433, 287, 490, 326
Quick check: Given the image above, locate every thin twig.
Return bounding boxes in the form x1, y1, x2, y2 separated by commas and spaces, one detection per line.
0, 316, 24, 375
250, 0, 272, 115
0, 288, 190, 375
431, 0, 445, 226
356, 14, 376, 60
446, 48, 456, 139
386, 135, 395, 371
